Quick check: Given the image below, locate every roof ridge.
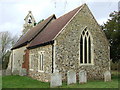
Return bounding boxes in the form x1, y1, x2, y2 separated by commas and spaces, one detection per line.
12, 14, 56, 50
53, 4, 85, 40
28, 4, 86, 48
57, 3, 85, 20
29, 14, 56, 42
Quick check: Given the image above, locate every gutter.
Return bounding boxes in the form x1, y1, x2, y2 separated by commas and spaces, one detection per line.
27, 41, 54, 49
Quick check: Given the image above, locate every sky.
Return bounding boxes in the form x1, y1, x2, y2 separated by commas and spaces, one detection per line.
0, 0, 119, 36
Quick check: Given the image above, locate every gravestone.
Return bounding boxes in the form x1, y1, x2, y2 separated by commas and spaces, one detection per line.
2, 70, 6, 76
50, 72, 62, 87
12, 69, 19, 75
67, 70, 76, 85
6, 69, 12, 75
79, 70, 87, 84
19, 68, 27, 76
0, 70, 2, 76
104, 71, 111, 82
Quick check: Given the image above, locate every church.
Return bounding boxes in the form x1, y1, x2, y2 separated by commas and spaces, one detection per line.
8, 4, 110, 82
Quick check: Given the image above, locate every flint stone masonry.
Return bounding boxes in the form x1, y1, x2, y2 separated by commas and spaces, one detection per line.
79, 70, 87, 84
28, 4, 110, 82
50, 72, 62, 87
104, 71, 111, 82
55, 4, 110, 81
12, 46, 27, 73
29, 45, 52, 82
19, 68, 27, 76
67, 70, 76, 85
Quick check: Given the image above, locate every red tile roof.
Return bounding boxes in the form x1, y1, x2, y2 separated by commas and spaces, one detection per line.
12, 14, 56, 50
28, 4, 84, 49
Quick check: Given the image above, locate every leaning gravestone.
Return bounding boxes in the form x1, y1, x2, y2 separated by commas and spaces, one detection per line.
67, 70, 76, 85
2, 70, 6, 76
19, 68, 27, 76
12, 69, 19, 75
104, 71, 111, 82
0, 70, 2, 76
79, 70, 87, 84
50, 72, 62, 87
6, 69, 12, 75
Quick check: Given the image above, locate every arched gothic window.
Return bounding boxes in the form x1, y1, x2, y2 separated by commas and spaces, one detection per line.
80, 28, 93, 64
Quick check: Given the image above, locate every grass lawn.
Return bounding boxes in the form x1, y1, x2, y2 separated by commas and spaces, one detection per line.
0, 76, 2, 89
61, 76, 119, 88
2, 71, 119, 88
2, 76, 49, 88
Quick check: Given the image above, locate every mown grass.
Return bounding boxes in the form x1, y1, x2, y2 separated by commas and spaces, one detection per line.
2, 75, 49, 88
2, 71, 119, 88
61, 71, 119, 88
0, 76, 2, 89
61, 76, 119, 88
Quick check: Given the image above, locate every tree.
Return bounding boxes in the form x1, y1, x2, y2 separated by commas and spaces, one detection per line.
38, 19, 44, 24
0, 31, 18, 69
102, 11, 120, 62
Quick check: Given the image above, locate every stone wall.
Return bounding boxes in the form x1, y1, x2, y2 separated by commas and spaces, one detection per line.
29, 45, 53, 82
55, 4, 110, 80
22, 49, 29, 71
12, 46, 27, 74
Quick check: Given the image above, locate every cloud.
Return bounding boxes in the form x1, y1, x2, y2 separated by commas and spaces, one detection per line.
0, 22, 22, 35
0, 0, 119, 36
0, 0, 52, 36
50, 0, 119, 3
97, 18, 108, 25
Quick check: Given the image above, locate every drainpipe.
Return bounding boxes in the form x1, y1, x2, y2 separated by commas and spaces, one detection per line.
52, 40, 56, 73
52, 44, 54, 73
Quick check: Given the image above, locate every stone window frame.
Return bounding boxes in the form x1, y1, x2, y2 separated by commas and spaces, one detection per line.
29, 54, 34, 71
38, 51, 44, 72
79, 27, 94, 65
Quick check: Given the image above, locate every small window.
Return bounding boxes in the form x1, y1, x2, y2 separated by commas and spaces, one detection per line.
30, 54, 34, 71
38, 52, 44, 72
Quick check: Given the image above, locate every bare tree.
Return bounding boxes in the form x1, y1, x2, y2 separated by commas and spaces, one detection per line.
0, 32, 11, 61
0, 31, 18, 69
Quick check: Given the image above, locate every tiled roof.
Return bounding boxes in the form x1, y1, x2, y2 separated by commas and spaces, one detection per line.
28, 4, 84, 49
12, 14, 56, 50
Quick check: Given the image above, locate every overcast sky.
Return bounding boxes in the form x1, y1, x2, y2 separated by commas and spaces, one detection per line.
0, 0, 119, 36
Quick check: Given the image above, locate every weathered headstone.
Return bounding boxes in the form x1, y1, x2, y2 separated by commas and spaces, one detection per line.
0, 70, 2, 76
79, 70, 87, 84
19, 68, 27, 76
104, 71, 111, 82
2, 70, 6, 76
12, 69, 19, 75
67, 70, 76, 85
50, 72, 62, 87
6, 69, 12, 75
